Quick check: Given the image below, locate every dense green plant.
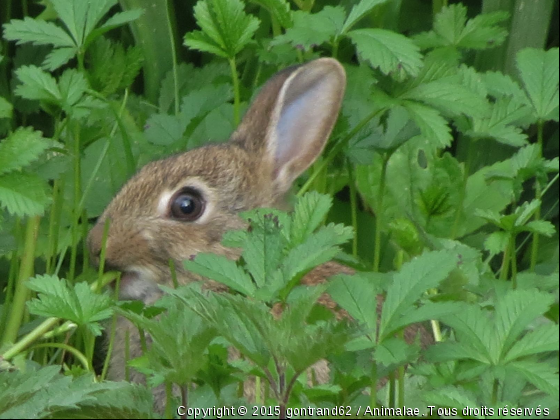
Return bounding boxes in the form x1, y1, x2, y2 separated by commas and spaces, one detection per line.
0, 0, 558, 418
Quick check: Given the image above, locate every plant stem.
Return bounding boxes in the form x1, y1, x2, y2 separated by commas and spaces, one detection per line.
1, 215, 41, 346
370, 362, 378, 408
530, 121, 544, 271
451, 136, 473, 239
69, 121, 81, 282
510, 234, 518, 289
373, 153, 389, 272
500, 232, 513, 282
31, 342, 90, 372
229, 57, 241, 126
347, 159, 359, 257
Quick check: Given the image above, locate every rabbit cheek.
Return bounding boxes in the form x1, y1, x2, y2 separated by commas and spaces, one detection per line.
117, 270, 162, 303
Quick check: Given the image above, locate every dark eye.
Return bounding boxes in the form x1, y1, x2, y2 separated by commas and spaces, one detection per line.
169, 189, 205, 221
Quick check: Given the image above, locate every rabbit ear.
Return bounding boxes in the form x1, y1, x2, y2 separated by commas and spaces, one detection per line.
231, 58, 346, 193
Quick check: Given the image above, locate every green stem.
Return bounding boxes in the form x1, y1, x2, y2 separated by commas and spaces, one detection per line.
1, 215, 41, 346
530, 121, 544, 271
510, 233, 518, 289
370, 362, 378, 408
347, 159, 359, 257
451, 137, 473, 239
373, 153, 390, 272
499, 232, 513, 282
30, 342, 91, 372
69, 121, 81, 282
1, 271, 117, 361
229, 57, 241, 126
46, 178, 64, 274
491, 378, 499, 405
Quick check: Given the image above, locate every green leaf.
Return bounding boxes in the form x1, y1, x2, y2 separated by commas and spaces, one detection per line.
281, 223, 353, 290
402, 101, 452, 149
183, 253, 256, 296
290, 191, 332, 246
0, 366, 137, 419
517, 48, 559, 121
3, 17, 76, 48
0, 97, 12, 119
0, 172, 51, 216
425, 340, 489, 364
494, 289, 555, 359
51, 0, 115, 46
27, 275, 113, 336
484, 231, 509, 255
508, 360, 559, 397
270, 7, 345, 51
184, 0, 260, 59
43, 46, 78, 71
422, 386, 481, 416
248, 0, 292, 29
348, 28, 423, 77
523, 220, 556, 237
99, 9, 144, 31
504, 323, 559, 363
437, 305, 495, 364
370, 106, 420, 151
0, 127, 50, 175
15, 65, 61, 104
379, 250, 458, 341
401, 80, 489, 118
119, 301, 215, 386
144, 113, 187, 146
415, 4, 508, 51
328, 272, 384, 335
341, 0, 388, 34
58, 69, 89, 108
468, 97, 529, 146
374, 336, 419, 367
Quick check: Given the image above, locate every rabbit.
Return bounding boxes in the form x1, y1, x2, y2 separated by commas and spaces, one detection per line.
87, 58, 432, 411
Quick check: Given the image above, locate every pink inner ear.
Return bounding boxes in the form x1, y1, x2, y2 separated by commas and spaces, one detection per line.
271, 71, 342, 187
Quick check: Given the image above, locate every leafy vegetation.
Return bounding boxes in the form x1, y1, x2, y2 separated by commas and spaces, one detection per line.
0, 0, 558, 418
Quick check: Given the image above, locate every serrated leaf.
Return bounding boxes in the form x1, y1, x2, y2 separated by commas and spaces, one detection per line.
372, 106, 420, 151
422, 386, 481, 416
468, 96, 530, 146
270, 7, 345, 51
504, 323, 559, 363
15, 65, 61, 104
100, 9, 144, 31
436, 304, 495, 363
58, 69, 88, 107
51, 0, 115, 46
184, 253, 255, 296
27, 274, 113, 336
484, 231, 509, 255
0, 172, 51, 216
0, 366, 131, 419
290, 191, 332, 246
514, 199, 540, 227
524, 220, 556, 236
184, 0, 260, 59
401, 80, 489, 118
379, 250, 458, 341
483, 71, 530, 105
328, 273, 383, 335
281, 223, 353, 288
0, 127, 50, 175
348, 28, 423, 77
341, 0, 388, 34
494, 289, 555, 359
508, 360, 559, 396
391, 302, 461, 333
517, 48, 559, 121
374, 336, 419, 367
248, 0, 292, 29
402, 101, 452, 149
43, 46, 78, 71
144, 113, 187, 146
3, 17, 76, 48
425, 341, 489, 364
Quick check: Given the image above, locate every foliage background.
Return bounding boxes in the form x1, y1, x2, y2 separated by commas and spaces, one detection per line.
0, 0, 558, 418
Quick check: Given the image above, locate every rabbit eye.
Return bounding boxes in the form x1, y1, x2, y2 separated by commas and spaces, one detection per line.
169, 189, 205, 221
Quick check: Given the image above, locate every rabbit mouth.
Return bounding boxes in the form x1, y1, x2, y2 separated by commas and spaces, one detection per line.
113, 270, 162, 303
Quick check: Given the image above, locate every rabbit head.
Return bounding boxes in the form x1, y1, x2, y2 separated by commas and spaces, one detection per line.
88, 58, 346, 303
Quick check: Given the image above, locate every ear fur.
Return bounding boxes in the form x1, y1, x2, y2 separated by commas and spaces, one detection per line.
231, 58, 346, 193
